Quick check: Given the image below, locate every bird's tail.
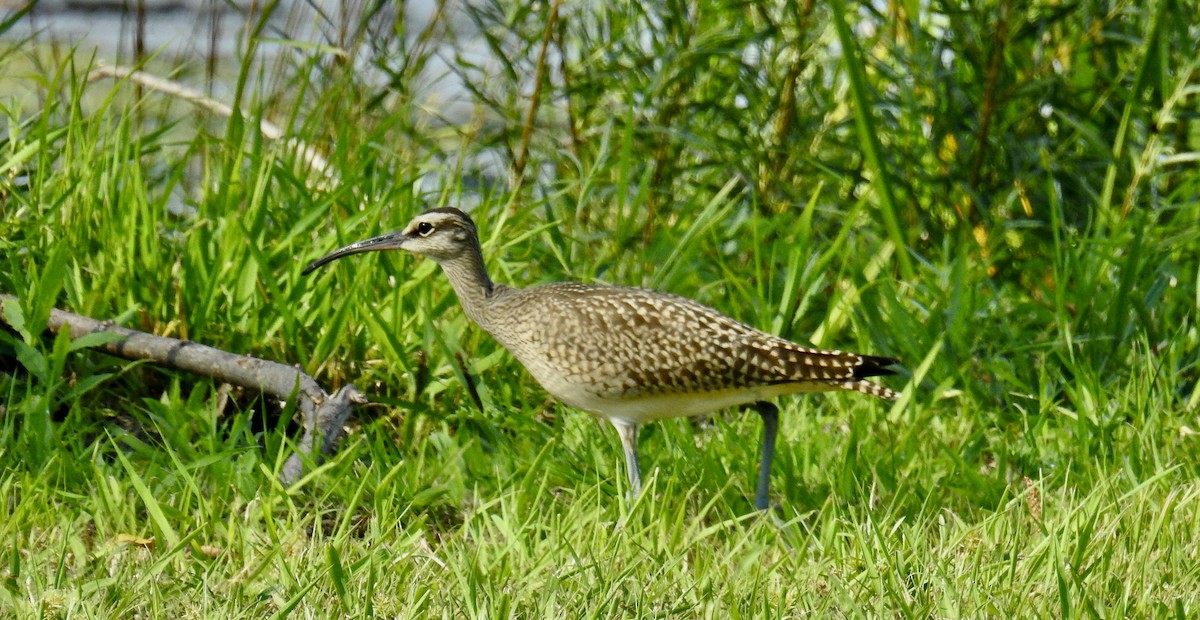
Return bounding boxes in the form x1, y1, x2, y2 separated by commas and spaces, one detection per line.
851, 354, 900, 379
838, 378, 901, 400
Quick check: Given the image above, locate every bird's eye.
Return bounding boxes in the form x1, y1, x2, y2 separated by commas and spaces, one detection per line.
416, 222, 434, 236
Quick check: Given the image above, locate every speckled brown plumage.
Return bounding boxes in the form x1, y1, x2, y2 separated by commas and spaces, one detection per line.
304, 207, 902, 510
477, 282, 899, 419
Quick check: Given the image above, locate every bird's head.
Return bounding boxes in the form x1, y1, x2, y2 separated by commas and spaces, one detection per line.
302, 207, 480, 275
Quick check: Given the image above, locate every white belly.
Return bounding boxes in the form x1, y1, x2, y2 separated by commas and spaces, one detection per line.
540, 378, 834, 425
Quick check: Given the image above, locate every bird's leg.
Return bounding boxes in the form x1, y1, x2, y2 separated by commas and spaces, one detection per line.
612, 420, 642, 499
751, 401, 779, 511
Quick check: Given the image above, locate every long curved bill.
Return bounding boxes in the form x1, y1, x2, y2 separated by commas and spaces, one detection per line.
301, 231, 408, 275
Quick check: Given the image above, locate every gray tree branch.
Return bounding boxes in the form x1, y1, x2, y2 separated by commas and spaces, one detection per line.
0, 293, 362, 484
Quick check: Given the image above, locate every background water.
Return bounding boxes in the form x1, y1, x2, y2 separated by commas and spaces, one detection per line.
5, 0, 503, 123
2, 0, 541, 211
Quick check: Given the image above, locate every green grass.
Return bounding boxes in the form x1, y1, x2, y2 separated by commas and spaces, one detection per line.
2, 1, 1199, 616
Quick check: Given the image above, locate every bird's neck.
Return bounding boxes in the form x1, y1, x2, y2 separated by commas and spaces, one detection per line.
439, 247, 496, 327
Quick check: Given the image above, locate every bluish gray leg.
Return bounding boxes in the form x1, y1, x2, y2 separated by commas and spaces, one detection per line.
752, 402, 779, 511
612, 420, 642, 498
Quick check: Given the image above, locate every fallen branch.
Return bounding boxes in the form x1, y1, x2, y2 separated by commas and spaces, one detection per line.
0, 294, 362, 484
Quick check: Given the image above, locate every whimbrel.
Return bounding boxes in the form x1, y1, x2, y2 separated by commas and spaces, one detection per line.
304, 207, 900, 510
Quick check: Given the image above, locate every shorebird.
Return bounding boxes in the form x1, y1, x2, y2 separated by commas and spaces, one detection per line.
304, 207, 899, 509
